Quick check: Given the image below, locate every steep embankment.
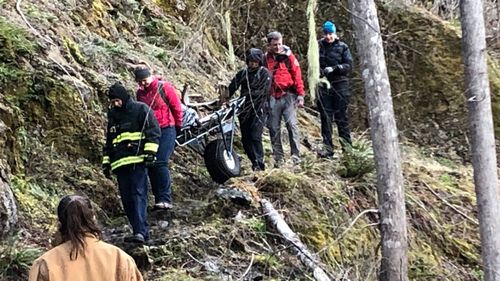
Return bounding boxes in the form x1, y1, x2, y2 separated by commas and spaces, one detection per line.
0, 0, 233, 236
0, 0, 491, 280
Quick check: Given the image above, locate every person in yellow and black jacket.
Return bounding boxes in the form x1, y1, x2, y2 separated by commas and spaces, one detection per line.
102, 82, 160, 244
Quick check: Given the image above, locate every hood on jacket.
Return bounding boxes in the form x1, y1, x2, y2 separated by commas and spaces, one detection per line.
108, 82, 131, 104
272, 45, 292, 63
281, 45, 292, 56
245, 48, 265, 66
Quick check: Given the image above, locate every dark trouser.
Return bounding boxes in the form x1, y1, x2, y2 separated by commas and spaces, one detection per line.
115, 164, 149, 238
317, 81, 352, 149
268, 93, 301, 161
148, 126, 176, 204
240, 112, 266, 170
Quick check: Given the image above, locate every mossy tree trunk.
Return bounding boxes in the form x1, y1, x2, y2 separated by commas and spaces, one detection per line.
0, 167, 17, 238
0, 117, 17, 238
261, 199, 331, 281
348, 0, 408, 280
460, 0, 500, 280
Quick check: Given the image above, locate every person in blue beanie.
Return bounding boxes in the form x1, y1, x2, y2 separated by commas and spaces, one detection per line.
317, 20, 353, 158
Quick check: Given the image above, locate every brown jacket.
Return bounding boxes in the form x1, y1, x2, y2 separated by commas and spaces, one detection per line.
29, 236, 143, 281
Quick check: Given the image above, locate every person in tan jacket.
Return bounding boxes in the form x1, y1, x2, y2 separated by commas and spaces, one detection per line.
29, 195, 143, 281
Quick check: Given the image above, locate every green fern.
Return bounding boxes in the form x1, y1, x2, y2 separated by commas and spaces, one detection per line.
0, 235, 42, 278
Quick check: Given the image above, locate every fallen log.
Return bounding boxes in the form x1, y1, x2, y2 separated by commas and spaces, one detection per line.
260, 199, 332, 281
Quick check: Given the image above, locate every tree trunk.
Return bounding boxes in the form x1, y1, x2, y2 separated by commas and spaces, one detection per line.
347, 0, 408, 280
0, 167, 17, 238
0, 118, 17, 238
261, 199, 332, 281
497, 0, 500, 48
460, 1, 500, 280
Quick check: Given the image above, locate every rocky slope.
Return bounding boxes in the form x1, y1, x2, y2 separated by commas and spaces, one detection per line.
0, 0, 496, 280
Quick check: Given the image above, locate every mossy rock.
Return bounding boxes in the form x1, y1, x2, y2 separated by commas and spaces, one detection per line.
152, 0, 196, 21
0, 17, 36, 92
0, 17, 36, 62
63, 36, 87, 65
256, 169, 305, 193
9, 175, 59, 233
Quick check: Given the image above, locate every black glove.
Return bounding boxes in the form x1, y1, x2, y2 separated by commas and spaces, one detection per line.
144, 153, 157, 168
176, 127, 183, 136
102, 165, 112, 179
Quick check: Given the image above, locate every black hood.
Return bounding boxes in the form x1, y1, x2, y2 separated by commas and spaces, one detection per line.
245, 48, 264, 66
108, 82, 131, 104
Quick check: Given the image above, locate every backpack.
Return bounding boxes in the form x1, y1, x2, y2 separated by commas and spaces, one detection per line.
267, 54, 293, 73
266, 54, 297, 94
157, 82, 199, 128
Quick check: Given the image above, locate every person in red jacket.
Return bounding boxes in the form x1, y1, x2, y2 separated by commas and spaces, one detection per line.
134, 67, 183, 209
265, 31, 305, 167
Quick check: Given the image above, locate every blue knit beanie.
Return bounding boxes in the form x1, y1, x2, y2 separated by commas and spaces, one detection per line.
323, 21, 336, 34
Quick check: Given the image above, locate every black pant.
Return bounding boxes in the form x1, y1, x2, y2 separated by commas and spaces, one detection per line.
240, 112, 266, 170
317, 81, 352, 149
115, 164, 149, 238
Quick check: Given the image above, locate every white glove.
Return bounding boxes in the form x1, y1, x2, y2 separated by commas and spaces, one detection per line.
324, 67, 334, 74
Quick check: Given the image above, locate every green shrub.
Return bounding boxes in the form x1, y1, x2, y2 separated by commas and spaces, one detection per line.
338, 138, 375, 178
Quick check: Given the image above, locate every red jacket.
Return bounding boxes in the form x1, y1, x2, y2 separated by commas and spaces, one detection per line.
265, 46, 305, 98
137, 77, 183, 129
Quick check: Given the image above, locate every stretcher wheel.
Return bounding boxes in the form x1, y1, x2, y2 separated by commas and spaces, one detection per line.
204, 139, 241, 184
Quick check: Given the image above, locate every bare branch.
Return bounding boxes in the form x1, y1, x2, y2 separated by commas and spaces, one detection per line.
422, 181, 479, 225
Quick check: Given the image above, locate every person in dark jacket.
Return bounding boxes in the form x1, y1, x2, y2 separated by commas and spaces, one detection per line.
102, 82, 161, 243
228, 48, 272, 171
317, 21, 353, 158
135, 68, 183, 210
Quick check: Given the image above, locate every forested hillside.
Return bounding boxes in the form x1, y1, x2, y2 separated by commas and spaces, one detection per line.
0, 0, 498, 280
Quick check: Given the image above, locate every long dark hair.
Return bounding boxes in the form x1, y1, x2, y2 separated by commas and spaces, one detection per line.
57, 195, 102, 260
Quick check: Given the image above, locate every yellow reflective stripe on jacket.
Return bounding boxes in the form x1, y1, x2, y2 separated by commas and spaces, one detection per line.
102, 156, 110, 165
110, 156, 144, 170
144, 142, 159, 153
112, 132, 144, 145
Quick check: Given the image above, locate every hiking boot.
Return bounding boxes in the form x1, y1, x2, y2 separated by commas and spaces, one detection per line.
252, 165, 263, 172
154, 202, 173, 210
291, 155, 301, 166
125, 233, 145, 244
317, 146, 334, 159
273, 159, 284, 168
252, 160, 265, 172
